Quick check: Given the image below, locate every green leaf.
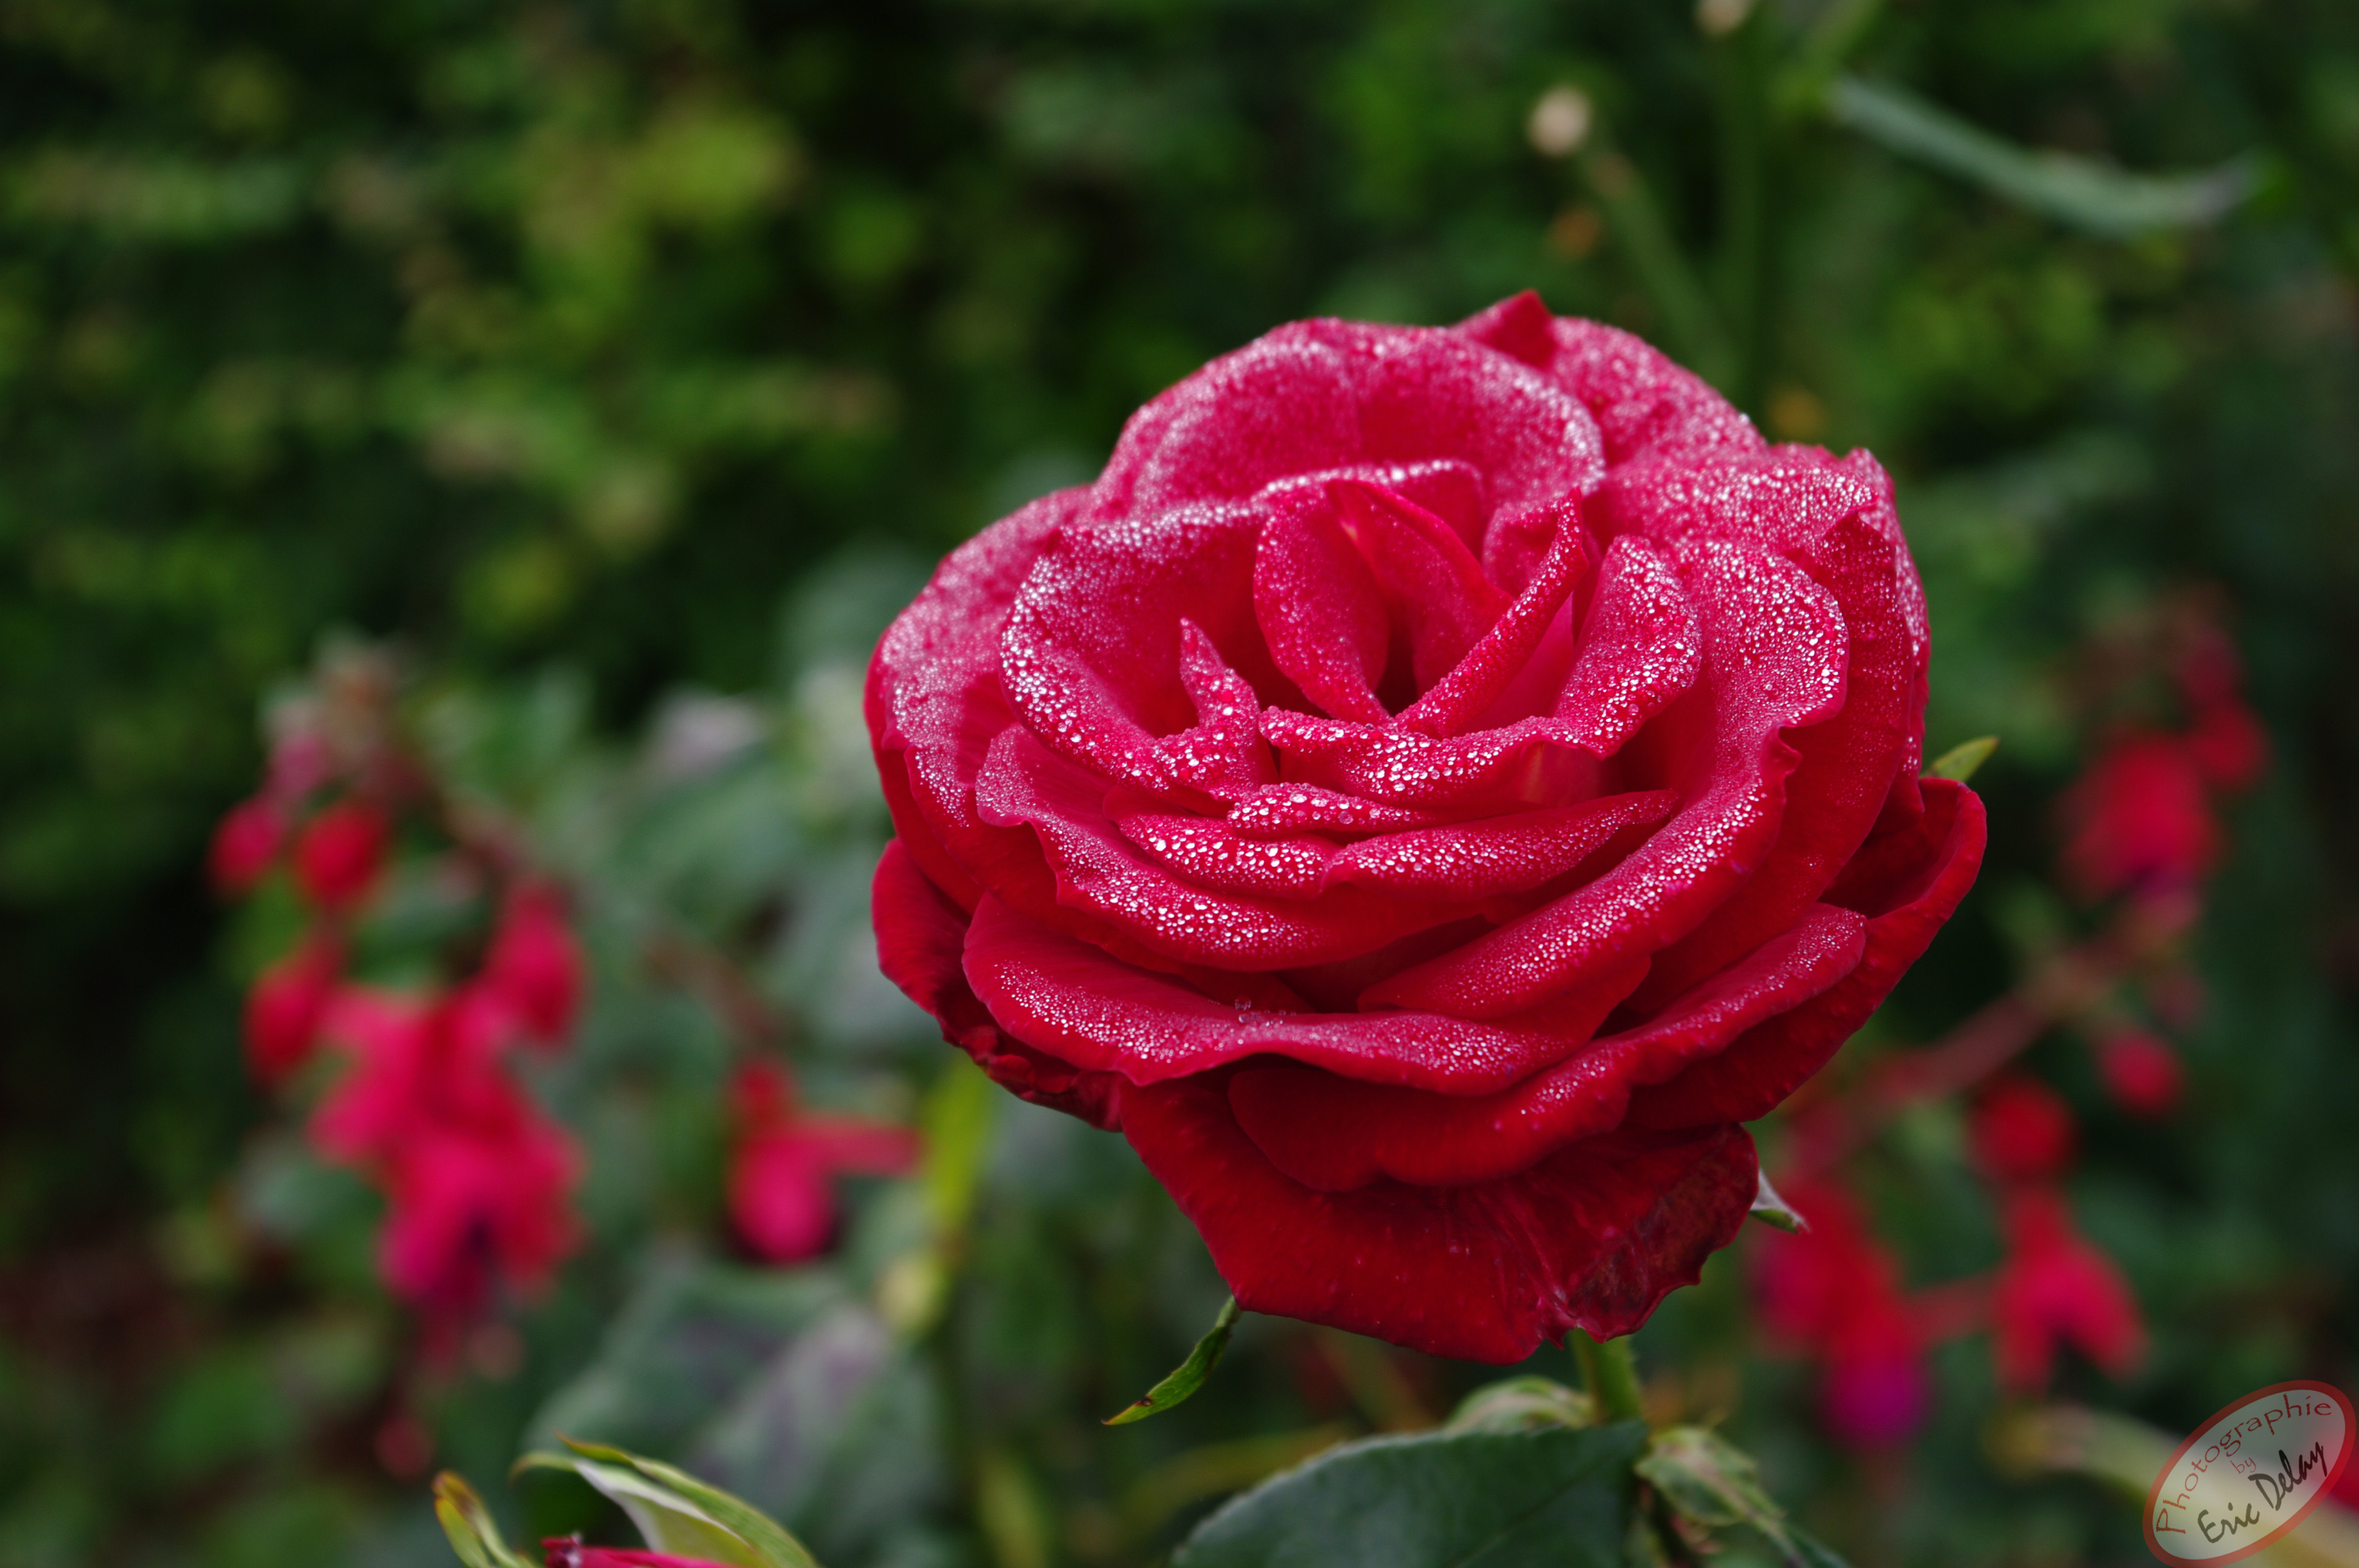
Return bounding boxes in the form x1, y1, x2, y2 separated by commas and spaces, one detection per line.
1925, 735, 2000, 783
515, 1440, 823, 1568
1827, 75, 2256, 236
1749, 1170, 1808, 1233
1444, 1376, 1595, 1435
1636, 1426, 1781, 1531
432, 1473, 535, 1568
1104, 1294, 1239, 1425
1783, 1526, 1857, 1568
1171, 1420, 1646, 1568
1635, 1428, 1856, 1568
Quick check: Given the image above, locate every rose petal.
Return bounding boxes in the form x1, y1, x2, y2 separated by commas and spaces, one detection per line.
1103, 329, 1364, 518
1369, 539, 1848, 1017
1100, 318, 1604, 527
1263, 710, 1605, 813
1318, 319, 1605, 513
1550, 535, 1703, 756
1330, 477, 1508, 693
961, 892, 1649, 1094
1119, 1074, 1758, 1363
869, 486, 1081, 911
1226, 782, 1452, 840
1114, 803, 1337, 901
872, 839, 1121, 1129
1329, 789, 1676, 902
1252, 488, 1394, 724
999, 503, 1292, 803
1399, 498, 1590, 738
976, 729, 1467, 967
1621, 510, 1912, 1014
1227, 904, 1863, 1191
1622, 778, 1987, 1127
1534, 312, 1764, 466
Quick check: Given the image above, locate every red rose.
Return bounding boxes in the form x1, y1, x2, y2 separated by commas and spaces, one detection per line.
867, 293, 1984, 1362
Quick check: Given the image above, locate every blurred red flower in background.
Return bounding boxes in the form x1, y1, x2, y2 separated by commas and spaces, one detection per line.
1990, 1187, 2146, 1391
1754, 1179, 1933, 1447
725, 1061, 920, 1263
482, 884, 585, 1046
2094, 1027, 2184, 1119
310, 985, 580, 1331
1969, 1076, 2077, 1185
242, 932, 344, 1084
2058, 732, 2220, 900
208, 797, 286, 894
293, 800, 391, 910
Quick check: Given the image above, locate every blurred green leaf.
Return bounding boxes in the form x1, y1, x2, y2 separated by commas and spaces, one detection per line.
526, 1251, 848, 1459
1105, 1294, 1238, 1425
1444, 1376, 1596, 1435
1827, 75, 2257, 235
433, 1473, 535, 1568
1749, 1171, 1808, 1234
1172, 1421, 1645, 1568
1925, 735, 2001, 783
517, 1439, 821, 1568
1637, 1427, 1856, 1568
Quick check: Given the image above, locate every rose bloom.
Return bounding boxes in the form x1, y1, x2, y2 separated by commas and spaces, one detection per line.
867, 294, 1984, 1362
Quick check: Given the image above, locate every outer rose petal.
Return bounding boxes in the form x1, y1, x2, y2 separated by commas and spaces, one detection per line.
868, 485, 1079, 912
1119, 1073, 1758, 1364
1455, 294, 1761, 466
1226, 903, 1863, 1191
1621, 510, 1913, 1013
872, 840, 1121, 1129
1623, 779, 1986, 1128
961, 892, 1648, 1094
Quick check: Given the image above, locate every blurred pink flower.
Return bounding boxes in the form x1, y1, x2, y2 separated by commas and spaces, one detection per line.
293, 799, 391, 910
1990, 1187, 2145, 1392
2059, 731, 2220, 900
2095, 1028, 2184, 1119
310, 983, 580, 1325
209, 797, 285, 894
1754, 1178, 1934, 1448
725, 1061, 919, 1264
242, 931, 343, 1084
482, 883, 584, 1046
1969, 1076, 2077, 1185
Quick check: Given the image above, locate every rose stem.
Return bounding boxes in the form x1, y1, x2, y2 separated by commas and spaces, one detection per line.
1574, 1331, 1648, 1427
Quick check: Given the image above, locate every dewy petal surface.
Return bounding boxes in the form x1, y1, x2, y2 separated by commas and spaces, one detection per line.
1368, 539, 1848, 1018
961, 892, 1645, 1094
1227, 904, 1864, 1192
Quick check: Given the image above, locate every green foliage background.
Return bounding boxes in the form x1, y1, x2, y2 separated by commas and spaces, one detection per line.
3, 0, 2358, 1564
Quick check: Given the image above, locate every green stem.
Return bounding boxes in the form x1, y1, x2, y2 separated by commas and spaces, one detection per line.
1576, 1332, 1648, 1427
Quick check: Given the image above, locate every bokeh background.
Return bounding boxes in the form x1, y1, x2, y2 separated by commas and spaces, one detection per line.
5, 0, 2358, 1565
